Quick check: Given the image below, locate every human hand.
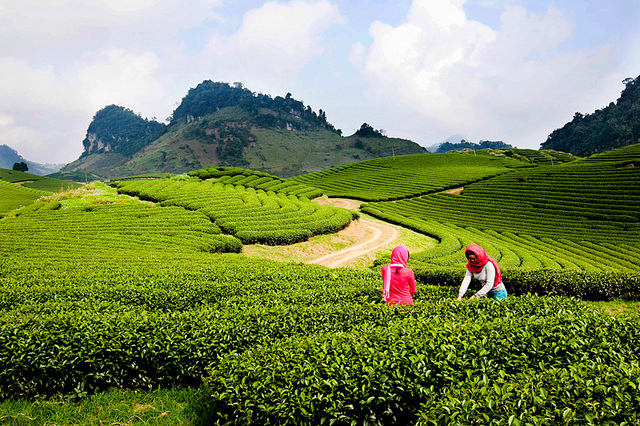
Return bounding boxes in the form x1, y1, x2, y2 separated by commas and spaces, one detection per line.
456, 295, 462, 301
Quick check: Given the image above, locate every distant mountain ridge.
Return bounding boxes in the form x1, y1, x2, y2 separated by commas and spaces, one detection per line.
0, 144, 64, 176
62, 81, 427, 178
435, 140, 512, 153
541, 74, 640, 156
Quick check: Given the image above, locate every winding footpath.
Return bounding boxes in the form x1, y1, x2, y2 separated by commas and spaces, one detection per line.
307, 198, 401, 268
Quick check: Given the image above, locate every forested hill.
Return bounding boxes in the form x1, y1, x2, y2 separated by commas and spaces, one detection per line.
61, 81, 426, 179
79, 105, 166, 158
170, 81, 339, 133
541, 74, 640, 156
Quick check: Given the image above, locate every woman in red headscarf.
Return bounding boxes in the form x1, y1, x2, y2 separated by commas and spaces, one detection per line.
381, 245, 416, 305
456, 244, 508, 301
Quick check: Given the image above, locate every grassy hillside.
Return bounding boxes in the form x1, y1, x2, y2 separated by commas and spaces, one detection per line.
0, 168, 83, 192
63, 79, 428, 180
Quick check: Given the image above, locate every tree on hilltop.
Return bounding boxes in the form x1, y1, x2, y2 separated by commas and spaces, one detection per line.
354, 123, 384, 138
12, 161, 28, 172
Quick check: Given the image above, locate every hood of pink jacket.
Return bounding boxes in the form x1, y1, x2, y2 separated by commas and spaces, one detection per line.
390, 245, 409, 267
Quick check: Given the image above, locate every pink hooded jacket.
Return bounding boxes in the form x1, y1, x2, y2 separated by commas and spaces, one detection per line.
381, 245, 416, 305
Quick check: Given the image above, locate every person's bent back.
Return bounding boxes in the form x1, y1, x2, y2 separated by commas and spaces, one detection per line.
381, 245, 416, 305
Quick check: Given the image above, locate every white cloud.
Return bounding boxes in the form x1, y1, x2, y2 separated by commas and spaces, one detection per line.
348, 42, 366, 67
0, 0, 225, 163
359, 0, 620, 148
74, 48, 165, 113
0, 0, 223, 62
0, 113, 14, 127
198, 0, 345, 83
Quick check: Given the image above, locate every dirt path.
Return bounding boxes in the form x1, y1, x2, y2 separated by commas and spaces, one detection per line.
308, 197, 401, 268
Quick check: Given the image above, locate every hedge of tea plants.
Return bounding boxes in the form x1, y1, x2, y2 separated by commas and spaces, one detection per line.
2, 232, 640, 425
0, 200, 242, 256
112, 176, 355, 245
356, 145, 640, 274
362, 157, 640, 243
187, 166, 323, 198
205, 295, 640, 425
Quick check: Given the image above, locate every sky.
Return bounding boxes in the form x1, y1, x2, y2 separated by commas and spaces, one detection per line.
1, 0, 639, 164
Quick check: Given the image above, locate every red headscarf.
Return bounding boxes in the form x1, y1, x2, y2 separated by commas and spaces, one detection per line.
465, 244, 502, 287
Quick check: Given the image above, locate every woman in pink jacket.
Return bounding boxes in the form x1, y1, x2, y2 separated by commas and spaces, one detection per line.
381, 245, 416, 305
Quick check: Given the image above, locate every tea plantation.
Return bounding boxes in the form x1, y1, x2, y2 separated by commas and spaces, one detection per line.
1, 148, 640, 425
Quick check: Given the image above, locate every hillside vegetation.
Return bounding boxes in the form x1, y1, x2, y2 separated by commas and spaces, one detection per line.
541, 74, 640, 156
61, 81, 426, 179
0, 144, 65, 176
1, 147, 640, 424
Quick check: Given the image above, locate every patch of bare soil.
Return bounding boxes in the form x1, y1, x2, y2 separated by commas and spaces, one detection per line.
307, 218, 400, 268
443, 186, 464, 195
306, 197, 401, 268
243, 197, 404, 268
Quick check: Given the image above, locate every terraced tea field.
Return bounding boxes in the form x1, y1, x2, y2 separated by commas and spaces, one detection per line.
290, 152, 525, 201
354, 145, 640, 275
1, 148, 640, 424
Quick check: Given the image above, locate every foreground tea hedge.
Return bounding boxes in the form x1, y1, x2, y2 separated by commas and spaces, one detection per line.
3, 250, 640, 426
205, 296, 640, 425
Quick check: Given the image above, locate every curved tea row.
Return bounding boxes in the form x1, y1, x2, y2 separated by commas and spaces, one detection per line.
112, 175, 355, 245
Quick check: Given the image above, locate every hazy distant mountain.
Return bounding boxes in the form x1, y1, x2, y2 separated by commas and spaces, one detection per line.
426, 134, 469, 152
0, 144, 64, 176
62, 81, 427, 178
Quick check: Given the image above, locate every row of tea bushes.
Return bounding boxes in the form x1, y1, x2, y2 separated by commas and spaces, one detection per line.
0, 201, 242, 255
410, 267, 640, 301
0, 179, 49, 215
187, 167, 323, 198
360, 205, 640, 273
112, 178, 356, 245
362, 153, 640, 244
0, 244, 388, 399
4, 245, 640, 415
